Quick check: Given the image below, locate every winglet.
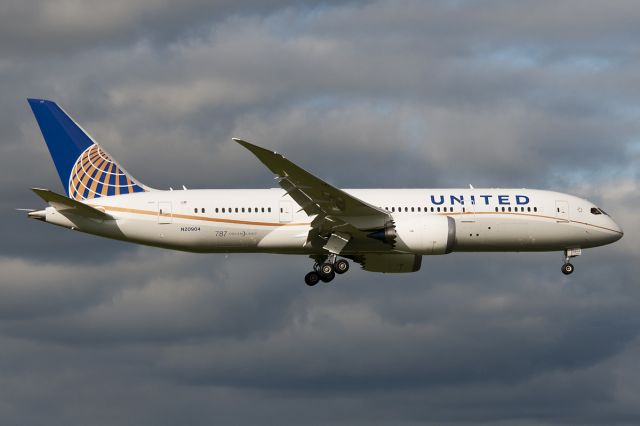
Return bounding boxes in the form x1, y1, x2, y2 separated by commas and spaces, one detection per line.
233, 137, 282, 156
31, 188, 113, 220
233, 137, 290, 176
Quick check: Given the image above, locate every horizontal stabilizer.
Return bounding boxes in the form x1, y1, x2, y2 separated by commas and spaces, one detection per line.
31, 188, 113, 220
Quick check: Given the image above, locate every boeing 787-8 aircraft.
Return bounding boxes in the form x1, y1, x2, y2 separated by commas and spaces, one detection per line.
24, 99, 623, 286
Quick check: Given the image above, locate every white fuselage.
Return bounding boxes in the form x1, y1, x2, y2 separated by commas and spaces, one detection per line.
40, 188, 623, 255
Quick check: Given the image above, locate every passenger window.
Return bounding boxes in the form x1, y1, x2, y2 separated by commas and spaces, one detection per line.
411, 207, 415, 212
215, 208, 219, 213
242, 208, 245, 213
501, 207, 505, 212
222, 208, 225, 213
194, 208, 197, 213
534, 207, 538, 212
235, 208, 238, 213
495, 207, 498, 212
527, 207, 531, 212
431, 207, 434, 212
417, 207, 421, 212
248, 208, 251, 213
437, 207, 441, 212
202, 208, 205, 213
261, 207, 265, 213
268, 207, 271, 213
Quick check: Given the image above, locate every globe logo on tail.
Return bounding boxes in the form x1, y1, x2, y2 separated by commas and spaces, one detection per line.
68, 144, 145, 201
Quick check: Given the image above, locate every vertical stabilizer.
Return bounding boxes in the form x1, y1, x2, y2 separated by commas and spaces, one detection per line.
28, 99, 148, 201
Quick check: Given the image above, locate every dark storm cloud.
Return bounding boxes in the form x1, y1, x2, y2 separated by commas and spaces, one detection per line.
1, 250, 639, 426
0, 0, 364, 56
1, 0, 639, 425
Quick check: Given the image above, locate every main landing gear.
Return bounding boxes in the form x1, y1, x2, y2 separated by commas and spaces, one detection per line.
304, 254, 350, 286
561, 248, 581, 275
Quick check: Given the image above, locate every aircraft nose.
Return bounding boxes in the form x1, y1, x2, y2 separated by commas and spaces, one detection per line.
608, 219, 624, 242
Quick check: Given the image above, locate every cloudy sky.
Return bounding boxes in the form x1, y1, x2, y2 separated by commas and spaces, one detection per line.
1, 0, 639, 424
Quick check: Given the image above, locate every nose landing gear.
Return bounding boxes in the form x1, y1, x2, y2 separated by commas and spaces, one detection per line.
561, 248, 581, 275
561, 263, 575, 275
304, 254, 350, 286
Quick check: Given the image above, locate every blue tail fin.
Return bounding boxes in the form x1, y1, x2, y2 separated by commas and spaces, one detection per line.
28, 99, 148, 201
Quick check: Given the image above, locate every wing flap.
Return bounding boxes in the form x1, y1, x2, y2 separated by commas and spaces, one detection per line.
31, 188, 113, 220
234, 138, 388, 219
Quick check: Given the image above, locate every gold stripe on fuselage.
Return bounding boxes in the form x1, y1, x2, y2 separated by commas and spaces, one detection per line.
100, 205, 310, 227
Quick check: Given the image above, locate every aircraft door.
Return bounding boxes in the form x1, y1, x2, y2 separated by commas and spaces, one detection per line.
555, 200, 569, 221
279, 201, 293, 223
158, 201, 172, 224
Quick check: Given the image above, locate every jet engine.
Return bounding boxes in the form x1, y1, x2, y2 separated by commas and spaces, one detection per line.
368, 215, 456, 255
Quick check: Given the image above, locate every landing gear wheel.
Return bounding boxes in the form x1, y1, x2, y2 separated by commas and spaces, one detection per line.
319, 270, 336, 283
561, 263, 574, 275
304, 271, 320, 286
334, 259, 349, 274
561, 249, 580, 276
320, 263, 334, 275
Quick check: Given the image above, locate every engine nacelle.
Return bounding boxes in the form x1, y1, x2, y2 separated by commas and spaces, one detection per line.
393, 215, 456, 254
360, 253, 422, 273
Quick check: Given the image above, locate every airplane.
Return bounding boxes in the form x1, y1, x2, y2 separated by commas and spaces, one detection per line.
24, 98, 623, 286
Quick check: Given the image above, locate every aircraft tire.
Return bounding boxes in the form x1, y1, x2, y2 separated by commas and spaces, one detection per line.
319, 270, 336, 283
320, 263, 334, 275
334, 259, 349, 274
561, 263, 574, 275
305, 272, 320, 286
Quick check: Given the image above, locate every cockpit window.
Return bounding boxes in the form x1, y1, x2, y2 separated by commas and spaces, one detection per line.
598, 208, 608, 216
590, 207, 601, 215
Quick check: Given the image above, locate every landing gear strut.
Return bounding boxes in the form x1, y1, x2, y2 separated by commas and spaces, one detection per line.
304, 254, 350, 286
562, 248, 581, 275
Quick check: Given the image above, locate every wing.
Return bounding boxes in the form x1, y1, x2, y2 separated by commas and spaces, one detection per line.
234, 139, 393, 252
31, 188, 113, 220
